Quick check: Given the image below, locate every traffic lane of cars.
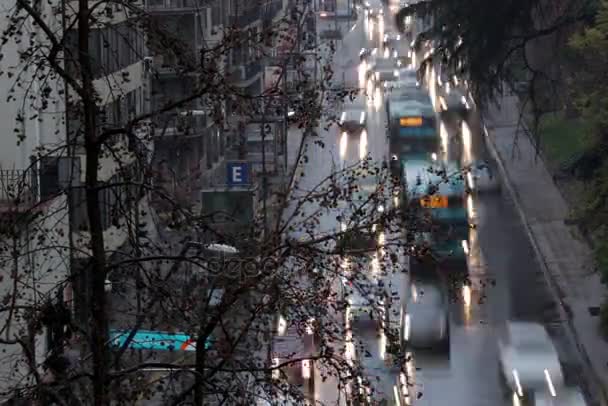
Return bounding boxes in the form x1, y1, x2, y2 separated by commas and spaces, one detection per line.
359, 8, 504, 405
454, 93, 589, 403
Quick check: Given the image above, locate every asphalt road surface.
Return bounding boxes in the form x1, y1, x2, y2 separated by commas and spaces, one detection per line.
284, 2, 585, 405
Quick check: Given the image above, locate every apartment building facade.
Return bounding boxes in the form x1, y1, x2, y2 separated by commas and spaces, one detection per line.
0, 0, 151, 402
146, 0, 286, 205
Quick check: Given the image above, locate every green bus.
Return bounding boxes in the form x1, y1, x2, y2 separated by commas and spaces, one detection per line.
401, 157, 469, 268
386, 90, 439, 160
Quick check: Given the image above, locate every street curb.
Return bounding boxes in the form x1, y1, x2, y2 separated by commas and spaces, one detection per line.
481, 114, 608, 406
288, 130, 309, 194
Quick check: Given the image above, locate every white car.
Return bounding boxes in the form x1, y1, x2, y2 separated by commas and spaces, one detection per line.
344, 276, 385, 325
385, 69, 418, 91
339, 108, 367, 135
366, 57, 399, 86
465, 159, 501, 193
401, 281, 449, 350
383, 32, 402, 50
438, 84, 470, 117
498, 322, 565, 401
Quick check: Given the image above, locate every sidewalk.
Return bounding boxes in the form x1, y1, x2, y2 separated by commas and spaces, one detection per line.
483, 91, 608, 406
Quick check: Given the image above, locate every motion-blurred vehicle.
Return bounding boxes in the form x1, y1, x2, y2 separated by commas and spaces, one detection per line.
401, 158, 470, 267
465, 159, 501, 194
359, 47, 377, 62
518, 387, 587, 406
366, 57, 399, 88
344, 275, 386, 325
339, 107, 367, 136
385, 90, 438, 159
437, 84, 471, 119
383, 32, 402, 50
396, 67, 419, 87
498, 321, 565, 401
400, 281, 449, 350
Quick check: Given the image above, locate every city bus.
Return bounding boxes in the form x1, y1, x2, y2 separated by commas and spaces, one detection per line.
386, 91, 439, 160
401, 158, 469, 269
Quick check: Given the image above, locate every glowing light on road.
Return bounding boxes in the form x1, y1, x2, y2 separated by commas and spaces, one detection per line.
374, 87, 382, 110
302, 359, 311, 379
462, 239, 469, 255
461, 95, 470, 110
544, 369, 557, 397
359, 61, 368, 87
466, 171, 475, 190
306, 318, 315, 335
345, 339, 355, 363
384, 47, 389, 58
512, 392, 522, 406
369, 19, 374, 40
462, 120, 472, 164
278, 314, 287, 335
359, 129, 368, 160
405, 351, 415, 376
512, 369, 524, 397
411, 284, 418, 302
379, 330, 386, 360
429, 67, 437, 110
272, 357, 280, 379
404, 314, 411, 341
467, 194, 475, 220
394, 385, 402, 406
378, 231, 386, 246
462, 285, 471, 308
340, 131, 348, 159
440, 121, 449, 156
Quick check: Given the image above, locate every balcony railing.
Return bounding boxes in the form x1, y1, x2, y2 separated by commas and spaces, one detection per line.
229, 7, 260, 27
152, 54, 197, 76
153, 113, 208, 138
0, 169, 38, 210
230, 61, 262, 83
145, 0, 200, 12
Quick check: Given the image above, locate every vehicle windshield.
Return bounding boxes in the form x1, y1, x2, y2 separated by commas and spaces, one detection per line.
373, 59, 396, 70
342, 109, 364, 123
399, 70, 417, 80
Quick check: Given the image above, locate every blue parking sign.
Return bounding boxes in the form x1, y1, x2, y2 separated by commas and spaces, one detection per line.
226, 161, 249, 186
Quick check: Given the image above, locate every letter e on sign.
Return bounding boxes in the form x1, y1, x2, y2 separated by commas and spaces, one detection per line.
226, 161, 249, 186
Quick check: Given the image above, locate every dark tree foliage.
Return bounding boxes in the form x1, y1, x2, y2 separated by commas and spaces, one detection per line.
396, 0, 597, 104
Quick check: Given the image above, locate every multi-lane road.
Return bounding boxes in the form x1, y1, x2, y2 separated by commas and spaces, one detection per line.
284, 1, 586, 405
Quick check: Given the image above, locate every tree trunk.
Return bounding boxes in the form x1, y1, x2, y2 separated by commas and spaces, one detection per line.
194, 334, 206, 405
77, 0, 109, 404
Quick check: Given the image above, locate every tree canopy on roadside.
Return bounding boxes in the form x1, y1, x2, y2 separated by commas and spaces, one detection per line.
396, 0, 597, 104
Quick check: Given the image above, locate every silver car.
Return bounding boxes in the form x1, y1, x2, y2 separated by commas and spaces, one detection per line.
498, 321, 565, 401
401, 281, 449, 350
366, 58, 399, 86
465, 159, 501, 193
438, 84, 471, 118
339, 108, 367, 135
